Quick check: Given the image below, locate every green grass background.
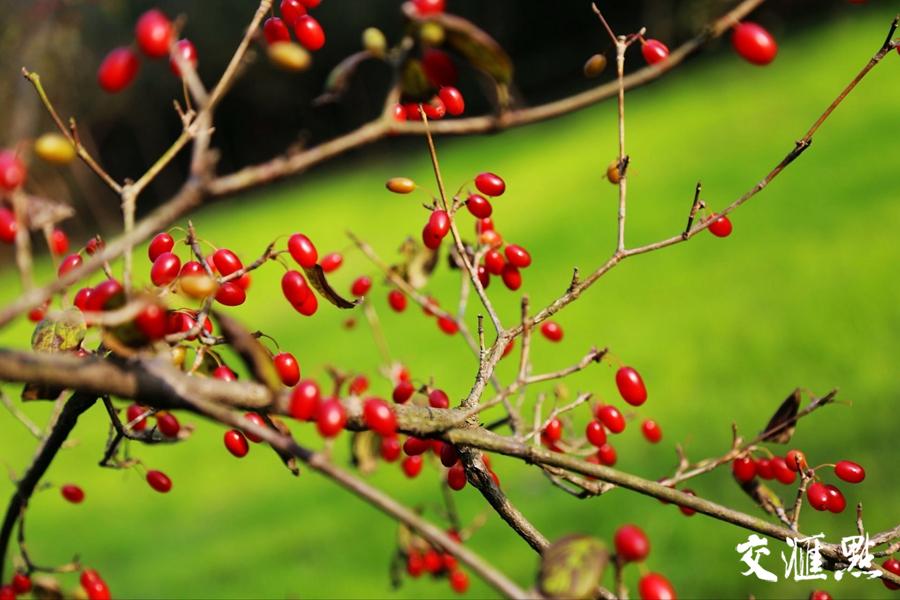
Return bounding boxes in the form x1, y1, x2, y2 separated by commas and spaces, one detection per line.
1, 9, 898, 599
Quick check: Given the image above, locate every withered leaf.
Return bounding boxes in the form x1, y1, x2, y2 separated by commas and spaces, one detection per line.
738, 478, 784, 517
213, 311, 282, 394
303, 264, 359, 309
26, 194, 75, 231
391, 237, 438, 290
351, 430, 381, 475
761, 388, 801, 443
314, 50, 377, 105
24, 308, 86, 400
538, 534, 608, 600
31, 574, 63, 600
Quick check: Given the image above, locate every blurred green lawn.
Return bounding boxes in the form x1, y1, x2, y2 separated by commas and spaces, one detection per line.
1, 8, 898, 600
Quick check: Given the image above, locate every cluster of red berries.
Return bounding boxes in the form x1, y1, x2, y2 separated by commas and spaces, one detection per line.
0, 572, 32, 600
542, 365, 654, 466
404, 528, 470, 594
732, 450, 867, 514
0, 150, 27, 254
609, 524, 677, 599
97, 9, 198, 93
0, 568, 111, 599
393, 86, 466, 123
262, 0, 326, 51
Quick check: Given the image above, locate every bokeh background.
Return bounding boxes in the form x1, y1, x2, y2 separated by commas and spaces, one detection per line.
0, 1, 898, 598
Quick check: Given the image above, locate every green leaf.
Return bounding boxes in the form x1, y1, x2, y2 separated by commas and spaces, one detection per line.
302, 264, 359, 309
31, 308, 85, 353
538, 535, 608, 600
400, 58, 432, 100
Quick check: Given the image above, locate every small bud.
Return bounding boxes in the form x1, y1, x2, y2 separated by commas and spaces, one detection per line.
267, 41, 311, 71
34, 133, 76, 165
583, 54, 607, 78
362, 27, 387, 58
386, 177, 416, 194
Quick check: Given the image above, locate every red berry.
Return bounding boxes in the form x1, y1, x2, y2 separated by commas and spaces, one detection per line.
437, 315, 458, 335
50, 228, 69, 255
282, 270, 311, 305
290, 380, 321, 420
169, 39, 198, 77
295, 291, 318, 316
58, 253, 83, 277
708, 213, 733, 237
392, 104, 406, 122
11, 573, 31, 595
387, 289, 407, 312
213, 365, 237, 381
423, 98, 446, 120
380, 435, 402, 462
0, 151, 26, 191
413, 0, 446, 16
363, 398, 396, 436
484, 249, 505, 275
351, 275, 372, 297
807, 481, 830, 511
82, 575, 111, 600
771, 457, 797, 485
543, 418, 563, 443
834, 460, 865, 483
135, 303, 166, 340
447, 463, 467, 490
212, 248, 243, 276
224, 429, 250, 457
824, 484, 846, 513
288, 233, 318, 268
786, 449, 806, 472
148, 232, 174, 261
477, 265, 490, 288
540, 321, 563, 342
428, 388, 450, 409
440, 444, 459, 467
243, 412, 266, 443
638, 572, 676, 600
616, 366, 647, 406
263, 17, 291, 44
146, 469, 172, 493
438, 86, 465, 116
449, 569, 469, 593
349, 375, 369, 395
320, 252, 343, 272
641, 419, 662, 443
135, 9, 173, 58
429, 209, 451, 237
475, 172, 505, 197
85, 237, 104, 255
732, 22, 778, 66
504, 244, 531, 268
756, 458, 774, 480
0, 207, 17, 243
87, 279, 124, 311
280, 0, 306, 25
679, 489, 697, 516
809, 591, 832, 600
406, 551, 425, 577
501, 264, 522, 290
465, 194, 492, 219
422, 48, 457, 87
150, 252, 181, 286
316, 399, 347, 437
61, 484, 85, 503
0, 586, 13, 600
595, 404, 625, 434
274, 352, 301, 386
583, 420, 606, 447
215, 281, 247, 306
28, 303, 47, 322
403, 436, 430, 456
422, 223, 443, 249
882, 558, 900, 590
732, 457, 756, 483
98, 47, 140, 93
597, 443, 617, 466
614, 524, 650, 562
156, 412, 180, 437
295, 15, 325, 51
126, 404, 148, 431
402, 455, 423, 478
392, 380, 415, 403
641, 39, 670, 65
74, 287, 93, 311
